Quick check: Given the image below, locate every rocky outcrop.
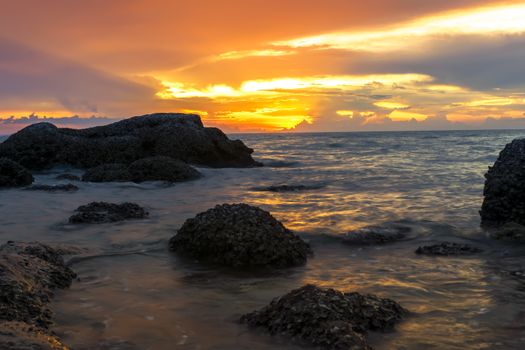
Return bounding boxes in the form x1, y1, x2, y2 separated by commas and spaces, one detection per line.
0, 113, 261, 170
415, 242, 482, 256
169, 204, 311, 268
0, 158, 33, 188
0, 321, 69, 350
0, 241, 76, 349
488, 222, 525, 242
481, 139, 525, 228
241, 284, 407, 350
82, 156, 201, 183
55, 173, 80, 181
69, 202, 148, 224
25, 184, 79, 192
342, 225, 409, 246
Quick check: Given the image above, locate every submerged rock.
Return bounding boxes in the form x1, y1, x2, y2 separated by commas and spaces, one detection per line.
241, 284, 407, 350
252, 184, 323, 192
489, 222, 525, 242
415, 242, 483, 256
481, 139, 525, 228
0, 113, 261, 170
25, 184, 79, 192
342, 226, 409, 246
0, 158, 33, 188
0, 241, 76, 328
82, 156, 201, 183
169, 203, 311, 268
69, 201, 148, 224
0, 321, 69, 350
55, 173, 81, 181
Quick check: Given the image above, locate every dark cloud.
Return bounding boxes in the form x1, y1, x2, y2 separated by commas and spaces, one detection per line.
0, 37, 157, 115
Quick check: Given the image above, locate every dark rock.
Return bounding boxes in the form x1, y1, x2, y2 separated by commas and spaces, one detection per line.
342, 226, 409, 246
481, 139, 525, 228
82, 156, 201, 183
169, 203, 311, 268
0, 241, 76, 328
0, 158, 33, 188
82, 163, 130, 182
0, 321, 69, 350
415, 242, 483, 256
253, 184, 323, 192
55, 173, 80, 181
24, 184, 79, 192
68, 202, 148, 224
0, 113, 261, 170
241, 284, 407, 350
489, 222, 525, 242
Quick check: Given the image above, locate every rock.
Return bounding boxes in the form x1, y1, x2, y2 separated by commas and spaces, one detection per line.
0, 242, 76, 349
489, 222, 525, 242
169, 203, 311, 268
0, 241, 76, 328
415, 242, 483, 256
252, 184, 323, 192
241, 284, 407, 350
55, 173, 80, 181
24, 184, 79, 192
82, 156, 201, 183
82, 163, 130, 182
68, 201, 148, 224
0, 158, 34, 188
0, 321, 69, 350
342, 226, 409, 246
0, 113, 261, 170
481, 139, 525, 228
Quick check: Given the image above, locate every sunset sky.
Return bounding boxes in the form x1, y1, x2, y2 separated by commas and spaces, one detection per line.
2, 0, 525, 133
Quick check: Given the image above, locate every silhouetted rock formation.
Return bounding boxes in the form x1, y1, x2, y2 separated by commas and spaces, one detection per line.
82, 156, 201, 183
69, 202, 148, 224
415, 242, 482, 256
481, 139, 525, 228
169, 203, 311, 268
0, 158, 33, 188
241, 284, 407, 350
488, 222, 525, 242
55, 173, 80, 181
25, 183, 79, 192
0, 113, 261, 170
0, 241, 76, 349
342, 225, 410, 246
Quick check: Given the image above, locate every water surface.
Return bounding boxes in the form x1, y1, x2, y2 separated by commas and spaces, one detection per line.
1, 130, 525, 349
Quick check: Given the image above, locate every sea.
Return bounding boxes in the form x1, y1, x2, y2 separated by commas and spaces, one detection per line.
1, 130, 525, 349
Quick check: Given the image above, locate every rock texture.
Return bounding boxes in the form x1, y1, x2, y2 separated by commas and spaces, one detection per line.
415, 242, 482, 256
481, 139, 525, 228
241, 284, 407, 350
82, 156, 201, 183
489, 222, 525, 242
25, 184, 79, 192
0, 113, 261, 170
55, 174, 80, 181
69, 202, 148, 224
342, 226, 409, 246
0, 158, 34, 188
169, 204, 311, 268
0, 241, 76, 349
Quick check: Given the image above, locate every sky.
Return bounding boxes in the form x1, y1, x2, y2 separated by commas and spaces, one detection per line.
1, 0, 525, 133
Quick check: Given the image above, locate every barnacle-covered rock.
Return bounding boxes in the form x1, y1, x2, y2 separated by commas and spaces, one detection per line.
68, 202, 148, 224
169, 203, 311, 268
241, 284, 407, 350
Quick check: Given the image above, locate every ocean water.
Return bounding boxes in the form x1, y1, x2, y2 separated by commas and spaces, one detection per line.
1, 130, 525, 349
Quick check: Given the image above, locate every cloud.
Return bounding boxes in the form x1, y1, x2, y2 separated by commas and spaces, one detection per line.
0, 37, 157, 116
